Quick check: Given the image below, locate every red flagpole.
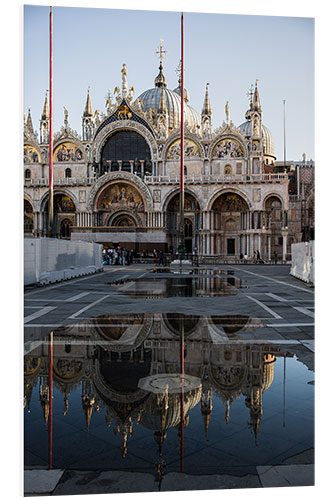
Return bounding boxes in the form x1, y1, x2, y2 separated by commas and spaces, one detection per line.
48, 331, 53, 469
48, 6, 54, 235
178, 12, 185, 260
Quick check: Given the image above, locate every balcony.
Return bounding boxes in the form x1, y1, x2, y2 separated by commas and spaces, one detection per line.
144, 173, 289, 185
24, 177, 97, 187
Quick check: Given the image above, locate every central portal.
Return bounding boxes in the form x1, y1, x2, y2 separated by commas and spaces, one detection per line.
227, 238, 235, 255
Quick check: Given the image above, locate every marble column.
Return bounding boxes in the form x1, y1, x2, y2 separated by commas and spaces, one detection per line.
281, 228, 288, 262
129, 160, 134, 174
268, 234, 271, 261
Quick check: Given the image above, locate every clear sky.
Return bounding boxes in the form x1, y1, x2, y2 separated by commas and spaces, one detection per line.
24, 4, 314, 161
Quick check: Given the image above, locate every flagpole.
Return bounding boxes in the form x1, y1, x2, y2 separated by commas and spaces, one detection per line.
48, 6, 54, 236
178, 12, 185, 262
283, 100, 286, 171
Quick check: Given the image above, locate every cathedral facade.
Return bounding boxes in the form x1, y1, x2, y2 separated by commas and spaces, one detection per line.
24, 56, 306, 261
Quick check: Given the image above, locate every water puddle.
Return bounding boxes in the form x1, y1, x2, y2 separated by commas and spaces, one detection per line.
24, 313, 314, 476
107, 276, 248, 297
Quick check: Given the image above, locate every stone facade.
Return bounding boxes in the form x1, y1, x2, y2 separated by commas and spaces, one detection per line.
24, 61, 314, 261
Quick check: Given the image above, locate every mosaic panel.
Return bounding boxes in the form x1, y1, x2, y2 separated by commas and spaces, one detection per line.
166, 138, 201, 159
213, 138, 244, 158
24, 145, 41, 164
98, 183, 145, 211
53, 142, 84, 162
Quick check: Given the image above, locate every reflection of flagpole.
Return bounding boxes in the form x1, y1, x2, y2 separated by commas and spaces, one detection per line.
283, 353, 286, 427
178, 12, 185, 262
48, 6, 54, 236
180, 315, 185, 472
48, 331, 54, 469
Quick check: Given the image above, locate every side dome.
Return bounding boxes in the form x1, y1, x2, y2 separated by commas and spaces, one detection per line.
238, 120, 275, 159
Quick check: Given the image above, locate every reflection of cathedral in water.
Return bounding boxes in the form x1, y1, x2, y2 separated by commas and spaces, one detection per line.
24, 314, 290, 458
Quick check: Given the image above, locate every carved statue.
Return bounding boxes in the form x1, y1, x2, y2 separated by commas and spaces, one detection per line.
93, 109, 101, 126
63, 106, 69, 125
128, 86, 135, 100
136, 98, 143, 112
121, 63, 128, 97
225, 101, 229, 124
105, 90, 113, 113
113, 86, 121, 104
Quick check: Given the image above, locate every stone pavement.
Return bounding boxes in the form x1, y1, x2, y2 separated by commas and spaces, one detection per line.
24, 449, 314, 495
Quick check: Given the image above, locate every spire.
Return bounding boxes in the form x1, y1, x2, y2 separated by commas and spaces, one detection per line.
158, 87, 167, 114
201, 389, 213, 441
83, 86, 93, 117
202, 83, 212, 116
26, 108, 34, 136
253, 79, 262, 114
41, 91, 49, 121
82, 394, 95, 431
225, 400, 230, 424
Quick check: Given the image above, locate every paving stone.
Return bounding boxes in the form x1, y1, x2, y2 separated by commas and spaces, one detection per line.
53, 470, 158, 495
256, 464, 314, 487
24, 469, 65, 495
160, 471, 261, 490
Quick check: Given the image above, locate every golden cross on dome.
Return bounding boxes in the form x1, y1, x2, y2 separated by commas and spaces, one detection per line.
156, 39, 167, 64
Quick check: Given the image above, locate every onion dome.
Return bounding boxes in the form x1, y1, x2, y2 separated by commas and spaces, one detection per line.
154, 62, 167, 89
135, 62, 201, 132
238, 120, 275, 158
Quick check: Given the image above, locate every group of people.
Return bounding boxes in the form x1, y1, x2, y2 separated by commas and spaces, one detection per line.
102, 246, 134, 265
239, 250, 264, 263
239, 250, 279, 264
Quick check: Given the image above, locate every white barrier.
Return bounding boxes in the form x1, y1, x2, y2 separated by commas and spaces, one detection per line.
290, 241, 314, 284
24, 237, 103, 286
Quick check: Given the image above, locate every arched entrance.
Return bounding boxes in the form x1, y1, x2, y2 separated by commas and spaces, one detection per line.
99, 130, 152, 178
96, 182, 145, 227
24, 199, 34, 234
211, 192, 249, 256
111, 213, 137, 227
166, 192, 200, 254
43, 193, 76, 236
265, 196, 283, 257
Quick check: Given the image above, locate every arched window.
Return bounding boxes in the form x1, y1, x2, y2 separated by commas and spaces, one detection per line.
25, 169, 31, 179
65, 168, 72, 178
101, 130, 151, 177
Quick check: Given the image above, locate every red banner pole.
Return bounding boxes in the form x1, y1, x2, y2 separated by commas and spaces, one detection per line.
178, 12, 185, 260
48, 6, 54, 236
48, 331, 53, 469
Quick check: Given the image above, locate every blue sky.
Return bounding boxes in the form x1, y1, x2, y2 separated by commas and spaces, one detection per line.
24, 5, 314, 160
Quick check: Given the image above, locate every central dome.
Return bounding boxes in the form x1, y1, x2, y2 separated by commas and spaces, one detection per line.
135, 63, 201, 133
